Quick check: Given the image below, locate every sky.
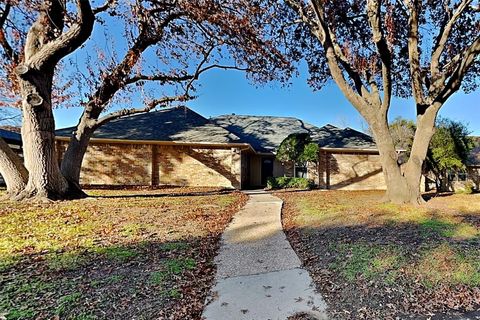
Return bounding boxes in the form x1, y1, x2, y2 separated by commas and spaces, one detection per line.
51, 3, 480, 136
54, 65, 480, 135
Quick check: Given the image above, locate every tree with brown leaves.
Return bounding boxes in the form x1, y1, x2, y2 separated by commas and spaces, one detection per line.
0, 0, 289, 201
281, 0, 479, 204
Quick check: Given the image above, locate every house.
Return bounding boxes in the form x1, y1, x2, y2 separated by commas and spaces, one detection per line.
55, 106, 386, 190
447, 136, 480, 191
466, 137, 480, 190
422, 136, 480, 192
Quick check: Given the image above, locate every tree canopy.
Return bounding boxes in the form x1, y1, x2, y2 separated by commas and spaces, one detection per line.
277, 0, 480, 204
276, 132, 319, 176
389, 116, 474, 191
427, 118, 473, 191
0, 0, 291, 200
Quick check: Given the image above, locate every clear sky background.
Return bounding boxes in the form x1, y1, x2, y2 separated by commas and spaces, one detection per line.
54, 65, 480, 135
51, 4, 480, 136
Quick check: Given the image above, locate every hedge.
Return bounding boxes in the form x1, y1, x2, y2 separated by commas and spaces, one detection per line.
266, 177, 314, 190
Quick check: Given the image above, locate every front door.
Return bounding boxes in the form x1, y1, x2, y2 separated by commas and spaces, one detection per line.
261, 157, 274, 186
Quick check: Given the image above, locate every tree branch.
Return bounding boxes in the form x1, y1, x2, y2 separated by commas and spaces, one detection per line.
125, 73, 194, 85
437, 35, 480, 103
94, 41, 240, 129
367, 0, 392, 115
93, 0, 116, 14
25, 0, 94, 70
83, 11, 185, 120
94, 94, 189, 129
0, 0, 10, 30
125, 65, 248, 86
296, 0, 372, 117
430, 0, 472, 85
407, 0, 426, 108
0, 0, 18, 63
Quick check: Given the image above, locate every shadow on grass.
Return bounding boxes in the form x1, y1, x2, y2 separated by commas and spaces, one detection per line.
1, 237, 218, 320
87, 188, 236, 199
287, 219, 480, 319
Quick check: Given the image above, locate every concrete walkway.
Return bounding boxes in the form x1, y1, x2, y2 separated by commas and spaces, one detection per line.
202, 190, 328, 320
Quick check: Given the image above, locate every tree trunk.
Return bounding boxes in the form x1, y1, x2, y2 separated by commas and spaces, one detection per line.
60, 115, 94, 195
370, 116, 424, 205
16, 71, 69, 201
0, 137, 28, 196
402, 105, 440, 203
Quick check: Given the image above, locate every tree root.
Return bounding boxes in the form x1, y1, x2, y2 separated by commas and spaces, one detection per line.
4, 177, 90, 202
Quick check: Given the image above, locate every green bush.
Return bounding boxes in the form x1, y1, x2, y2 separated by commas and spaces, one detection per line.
463, 181, 475, 194
266, 177, 314, 190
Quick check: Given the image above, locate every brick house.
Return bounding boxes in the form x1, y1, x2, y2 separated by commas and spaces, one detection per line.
55, 106, 386, 190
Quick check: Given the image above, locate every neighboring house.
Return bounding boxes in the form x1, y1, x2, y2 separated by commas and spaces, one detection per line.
0, 128, 23, 186
450, 136, 480, 191
424, 136, 480, 192
466, 137, 480, 190
55, 106, 386, 190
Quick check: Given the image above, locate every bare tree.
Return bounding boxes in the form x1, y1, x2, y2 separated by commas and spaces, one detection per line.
281, 0, 480, 204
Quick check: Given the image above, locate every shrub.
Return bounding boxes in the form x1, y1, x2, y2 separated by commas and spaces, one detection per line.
464, 181, 475, 194
455, 181, 475, 194
266, 177, 314, 190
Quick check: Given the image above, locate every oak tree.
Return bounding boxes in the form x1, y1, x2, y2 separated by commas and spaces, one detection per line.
0, 0, 289, 200
282, 0, 480, 204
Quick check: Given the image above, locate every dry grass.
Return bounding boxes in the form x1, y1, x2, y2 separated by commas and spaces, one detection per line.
0, 187, 247, 320
286, 190, 480, 240
277, 190, 480, 319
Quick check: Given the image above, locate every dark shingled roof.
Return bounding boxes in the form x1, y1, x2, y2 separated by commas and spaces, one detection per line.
55, 107, 377, 153
212, 114, 320, 153
55, 107, 240, 144
0, 128, 22, 143
313, 124, 377, 149
213, 115, 376, 153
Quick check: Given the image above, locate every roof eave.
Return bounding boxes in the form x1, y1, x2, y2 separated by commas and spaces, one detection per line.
319, 146, 406, 153
319, 146, 379, 153
55, 136, 253, 151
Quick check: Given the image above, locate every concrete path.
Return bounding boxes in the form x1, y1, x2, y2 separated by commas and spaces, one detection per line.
202, 190, 328, 320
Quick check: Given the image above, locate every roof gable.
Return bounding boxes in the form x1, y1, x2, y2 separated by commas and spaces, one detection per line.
212, 115, 318, 153
213, 115, 377, 153
312, 125, 376, 149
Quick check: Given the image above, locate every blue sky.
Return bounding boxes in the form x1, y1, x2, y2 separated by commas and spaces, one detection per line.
54, 66, 480, 135
51, 4, 480, 135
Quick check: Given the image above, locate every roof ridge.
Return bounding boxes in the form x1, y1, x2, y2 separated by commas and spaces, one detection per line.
214, 114, 303, 121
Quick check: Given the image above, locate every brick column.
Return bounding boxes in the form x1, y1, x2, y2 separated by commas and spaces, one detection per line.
151, 145, 159, 186
231, 148, 242, 189
318, 150, 327, 189
325, 152, 331, 189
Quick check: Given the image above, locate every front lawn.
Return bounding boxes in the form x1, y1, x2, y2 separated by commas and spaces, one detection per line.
0, 187, 247, 320
277, 190, 480, 319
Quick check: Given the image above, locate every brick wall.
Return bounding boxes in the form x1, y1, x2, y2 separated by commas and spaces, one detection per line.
78, 142, 152, 185
57, 141, 241, 188
155, 145, 240, 188
317, 151, 386, 190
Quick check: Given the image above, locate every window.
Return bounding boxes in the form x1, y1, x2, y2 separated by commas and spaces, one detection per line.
295, 165, 308, 178
447, 170, 468, 182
